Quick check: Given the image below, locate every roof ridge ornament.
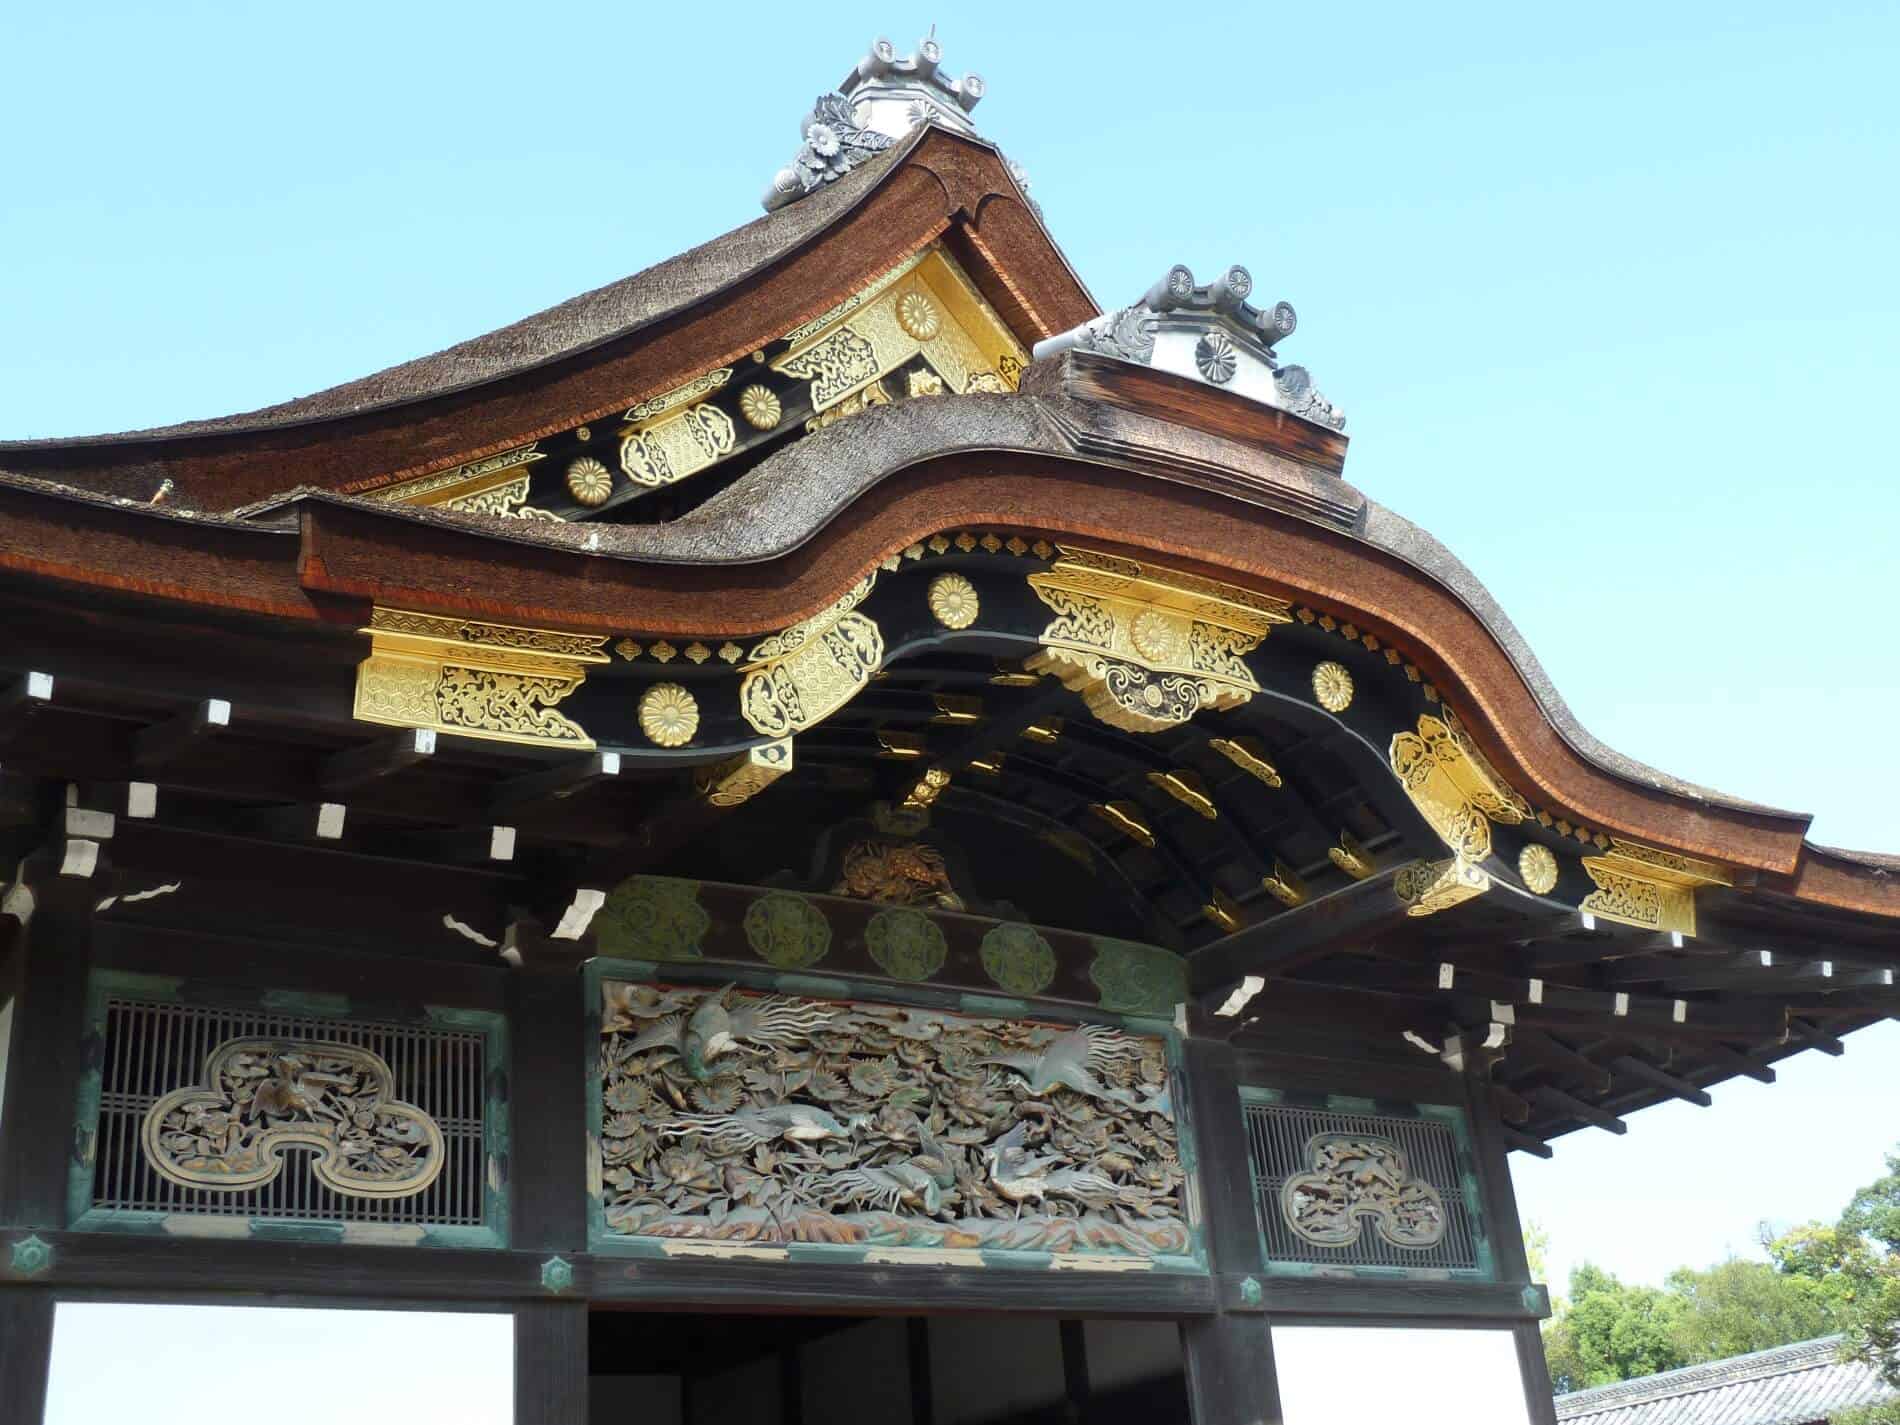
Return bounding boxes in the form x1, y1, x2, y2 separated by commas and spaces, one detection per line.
1033, 264, 1347, 431
763, 33, 1002, 212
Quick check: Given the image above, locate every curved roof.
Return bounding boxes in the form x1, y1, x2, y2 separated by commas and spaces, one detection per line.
1555, 1337, 1895, 1425
0, 108, 1893, 923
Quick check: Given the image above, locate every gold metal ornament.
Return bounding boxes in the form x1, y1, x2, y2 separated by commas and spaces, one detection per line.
1579, 839, 1729, 935
1519, 843, 1560, 895
774, 247, 1027, 423
1328, 832, 1375, 880
1395, 858, 1490, 917
1092, 801, 1155, 847
353, 607, 607, 748
1312, 661, 1355, 712
739, 577, 885, 737
1147, 769, 1217, 819
1204, 888, 1245, 933
738, 384, 782, 430
1261, 861, 1307, 907
1027, 547, 1291, 734
1389, 712, 1532, 866
1209, 736, 1283, 788
373, 443, 545, 508
638, 684, 700, 748
621, 402, 737, 488
565, 456, 614, 507
696, 740, 793, 806
897, 291, 942, 341
928, 572, 980, 630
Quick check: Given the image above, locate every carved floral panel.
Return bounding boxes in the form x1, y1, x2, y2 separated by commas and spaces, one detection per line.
598, 981, 1190, 1258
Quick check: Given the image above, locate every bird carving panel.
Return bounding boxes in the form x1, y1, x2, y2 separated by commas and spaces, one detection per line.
598, 981, 1190, 1258
140, 1039, 444, 1198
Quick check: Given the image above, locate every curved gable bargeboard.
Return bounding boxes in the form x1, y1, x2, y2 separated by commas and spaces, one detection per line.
0, 127, 1091, 512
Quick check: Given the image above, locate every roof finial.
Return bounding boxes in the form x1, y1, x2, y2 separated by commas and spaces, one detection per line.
762, 31, 989, 211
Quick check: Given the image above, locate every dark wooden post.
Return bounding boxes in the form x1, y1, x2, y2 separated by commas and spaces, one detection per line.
0, 825, 106, 1230
0, 1289, 56, 1421
507, 920, 592, 1424
1177, 1034, 1284, 1425
1463, 1071, 1559, 1425
516, 1300, 589, 1425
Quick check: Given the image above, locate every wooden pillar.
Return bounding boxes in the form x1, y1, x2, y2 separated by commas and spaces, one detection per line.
0, 831, 103, 1230
1464, 1073, 1558, 1425
516, 1300, 589, 1425
1177, 1034, 1284, 1425
507, 921, 592, 1424
507, 922, 591, 1252
0, 1289, 56, 1423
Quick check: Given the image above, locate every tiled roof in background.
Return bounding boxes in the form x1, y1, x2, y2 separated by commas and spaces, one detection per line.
1555, 1337, 1896, 1425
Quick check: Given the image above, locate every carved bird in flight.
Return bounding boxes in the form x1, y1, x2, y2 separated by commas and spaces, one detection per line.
621, 985, 836, 1080
652, 1103, 862, 1155
980, 1025, 1143, 1106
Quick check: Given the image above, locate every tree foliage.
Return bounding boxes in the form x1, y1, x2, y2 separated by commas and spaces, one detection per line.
1538, 1144, 1900, 1418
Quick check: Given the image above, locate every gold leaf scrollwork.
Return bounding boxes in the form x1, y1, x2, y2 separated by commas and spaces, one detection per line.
353, 606, 608, 749
1579, 839, 1730, 935
143, 1038, 444, 1199
1394, 857, 1491, 917
621, 402, 737, 488
1026, 547, 1291, 734
738, 577, 884, 737
696, 740, 794, 807
1389, 710, 1535, 867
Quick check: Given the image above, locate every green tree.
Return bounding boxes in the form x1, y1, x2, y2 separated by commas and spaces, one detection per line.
1665, 1257, 1851, 1362
1538, 1146, 1900, 1418
1831, 1150, 1900, 1423
1543, 1264, 1690, 1392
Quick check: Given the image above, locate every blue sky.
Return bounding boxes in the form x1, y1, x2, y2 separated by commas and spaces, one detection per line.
4, 2, 1897, 1294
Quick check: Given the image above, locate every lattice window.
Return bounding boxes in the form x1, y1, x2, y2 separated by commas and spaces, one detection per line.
1241, 1095, 1484, 1274
85, 993, 494, 1232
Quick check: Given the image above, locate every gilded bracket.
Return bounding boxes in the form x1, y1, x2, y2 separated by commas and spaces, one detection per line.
773, 245, 1028, 417
696, 740, 795, 806
1388, 710, 1532, 914
619, 370, 737, 490
353, 607, 608, 749
1395, 857, 1491, 917
1027, 547, 1292, 733
738, 577, 885, 737
1580, 839, 1730, 935
371, 444, 562, 521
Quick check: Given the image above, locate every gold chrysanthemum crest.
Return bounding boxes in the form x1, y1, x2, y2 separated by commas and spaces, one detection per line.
1519, 843, 1560, 895
1312, 661, 1354, 712
928, 573, 980, 630
896, 291, 941, 341
565, 456, 614, 508
738, 384, 782, 430
638, 683, 699, 748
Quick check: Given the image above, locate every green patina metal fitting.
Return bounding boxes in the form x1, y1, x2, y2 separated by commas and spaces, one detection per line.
1239, 1275, 1263, 1305
743, 891, 833, 970
979, 922, 1057, 996
1087, 938, 1187, 1015
541, 1255, 575, 1294
594, 876, 709, 961
9, 1234, 53, 1277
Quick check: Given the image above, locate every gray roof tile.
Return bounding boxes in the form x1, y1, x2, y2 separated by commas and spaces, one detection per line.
1555, 1337, 1896, 1425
